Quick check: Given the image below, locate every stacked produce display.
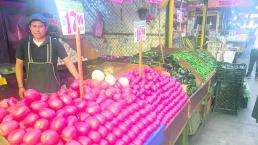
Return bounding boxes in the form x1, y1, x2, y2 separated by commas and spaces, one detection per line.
0, 68, 188, 145
130, 50, 198, 96
196, 51, 217, 69
163, 55, 197, 96
172, 51, 215, 80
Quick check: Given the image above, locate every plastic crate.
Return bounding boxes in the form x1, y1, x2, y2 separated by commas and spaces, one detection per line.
215, 62, 246, 86
144, 125, 165, 145
214, 82, 242, 114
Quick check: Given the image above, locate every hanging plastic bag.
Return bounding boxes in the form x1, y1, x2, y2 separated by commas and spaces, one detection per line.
93, 12, 104, 38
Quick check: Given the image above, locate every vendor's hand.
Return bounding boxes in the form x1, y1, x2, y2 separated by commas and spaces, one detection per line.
19, 87, 25, 98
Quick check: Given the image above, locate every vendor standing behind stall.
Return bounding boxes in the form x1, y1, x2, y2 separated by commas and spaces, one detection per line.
15, 13, 79, 98
246, 27, 258, 80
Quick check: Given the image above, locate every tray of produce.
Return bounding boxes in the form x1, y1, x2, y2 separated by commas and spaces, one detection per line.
0, 67, 188, 145
172, 51, 215, 80
130, 50, 198, 96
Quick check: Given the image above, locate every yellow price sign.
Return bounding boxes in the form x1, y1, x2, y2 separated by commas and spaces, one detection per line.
0, 77, 7, 86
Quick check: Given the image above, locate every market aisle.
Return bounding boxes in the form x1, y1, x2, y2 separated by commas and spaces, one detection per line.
188, 48, 258, 145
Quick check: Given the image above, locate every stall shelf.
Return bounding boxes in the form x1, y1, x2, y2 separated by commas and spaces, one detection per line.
162, 102, 189, 145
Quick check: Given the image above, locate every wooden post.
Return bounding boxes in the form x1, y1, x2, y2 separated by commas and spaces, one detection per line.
139, 41, 143, 76
76, 27, 84, 97
158, 10, 165, 64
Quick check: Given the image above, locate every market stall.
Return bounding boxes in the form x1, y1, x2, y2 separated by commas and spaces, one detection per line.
0, 0, 223, 145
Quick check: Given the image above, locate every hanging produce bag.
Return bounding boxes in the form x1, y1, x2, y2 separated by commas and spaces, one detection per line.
93, 13, 104, 38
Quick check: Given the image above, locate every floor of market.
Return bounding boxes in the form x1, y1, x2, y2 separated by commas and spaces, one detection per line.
188, 46, 258, 145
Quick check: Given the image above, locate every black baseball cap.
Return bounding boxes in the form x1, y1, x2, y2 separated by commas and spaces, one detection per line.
28, 13, 48, 25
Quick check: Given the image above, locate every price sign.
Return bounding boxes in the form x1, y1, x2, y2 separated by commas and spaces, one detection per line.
55, 0, 85, 35
134, 20, 147, 43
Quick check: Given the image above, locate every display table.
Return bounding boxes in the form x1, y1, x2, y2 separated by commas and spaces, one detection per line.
162, 102, 189, 145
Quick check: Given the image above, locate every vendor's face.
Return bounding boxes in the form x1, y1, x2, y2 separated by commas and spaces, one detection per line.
29, 20, 47, 41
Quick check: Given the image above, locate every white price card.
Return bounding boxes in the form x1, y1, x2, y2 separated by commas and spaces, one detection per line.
55, 0, 85, 35
134, 20, 147, 43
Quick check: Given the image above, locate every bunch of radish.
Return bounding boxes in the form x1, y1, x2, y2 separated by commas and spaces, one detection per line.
0, 68, 188, 145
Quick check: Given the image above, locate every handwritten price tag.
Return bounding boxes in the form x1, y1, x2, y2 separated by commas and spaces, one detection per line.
134, 21, 147, 43
55, 0, 85, 35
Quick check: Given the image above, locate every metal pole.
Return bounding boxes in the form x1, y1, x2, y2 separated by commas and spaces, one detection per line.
200, 4, 207, 49
168, 0, 175, 48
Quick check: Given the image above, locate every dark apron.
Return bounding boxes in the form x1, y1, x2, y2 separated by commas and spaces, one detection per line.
252, 96, 258, 123
26, 37, 60, 93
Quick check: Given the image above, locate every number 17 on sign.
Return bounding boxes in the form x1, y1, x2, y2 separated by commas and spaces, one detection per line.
134, 20, 146, 76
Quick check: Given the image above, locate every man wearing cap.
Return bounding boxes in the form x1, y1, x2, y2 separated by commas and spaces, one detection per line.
15, 13, 79, 97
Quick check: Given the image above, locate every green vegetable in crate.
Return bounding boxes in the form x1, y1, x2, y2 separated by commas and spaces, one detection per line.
173, 51, 214, 79
178, 68, 188, 75
197, 51, 217, 69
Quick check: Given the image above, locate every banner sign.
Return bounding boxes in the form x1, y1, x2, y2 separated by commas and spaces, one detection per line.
55, 0, 85, 35
134, 20, 147, 43
208, 0, 251, 8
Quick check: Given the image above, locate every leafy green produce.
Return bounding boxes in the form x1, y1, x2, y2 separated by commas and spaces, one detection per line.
196, 51, 217, 69
173, 51, 214, 79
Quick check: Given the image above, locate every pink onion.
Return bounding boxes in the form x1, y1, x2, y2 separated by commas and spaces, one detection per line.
99, 139, 109, 145
48, 98, 63, 110
12, 105, 30, 120
106, 133, 116, 144
74, 98, 87, 111
86, 105, 101, 115
22, 112, 39, 127
101, 110, 114, 121
89, 131, 101, 143
7, 128, 26, 145
23, 128, 42, 145
34, 119, 49, 130
50, 117, 67, 133
39, 108, 55, 120
40, 129, 59, 145
113, 127, 123, 138
98, 126, 108, 137
70, 80, 80, 91
2, 114, 13, 122
57, 140, 65, 145
86, 116, 100, 130
0, 99, 8, 108
78, 136, 92, 145
65, 140, 81, 145
95, 114, 106, 125
0, 120, 19, 136
61, 126, 77, 142
77, 112, 89, 122
7, 97, 18, 106
63, 105, 78, 115
60, 94, 73, 105
0, 108, 7, 121
24, 89, 41, 102
69, 90, 79, 99
83, 93, 96, 101
56, 109, 69, 117
74, 122, 90, 135
106, 103, 120, 116
58, 88, 67, 96
41, 94, 49, 101
67, 116, 78, 126
30, 101, 48, 112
